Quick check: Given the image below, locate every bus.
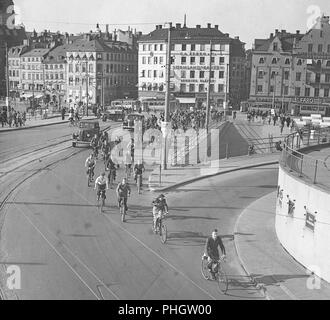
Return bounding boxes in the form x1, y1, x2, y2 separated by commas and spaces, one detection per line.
110, 100, 140, 111
139, 97, 180, 113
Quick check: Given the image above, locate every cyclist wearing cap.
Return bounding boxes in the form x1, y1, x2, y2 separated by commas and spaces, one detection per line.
152, 194, 168, 230
204, 229, 226, 280
85, 153, 96, 180
94, 172, 109, 201
116, 178, 131, 211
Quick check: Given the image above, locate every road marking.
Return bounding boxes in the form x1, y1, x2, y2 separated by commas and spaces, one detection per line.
48, 170, 217, 300
12, 203, 101, 300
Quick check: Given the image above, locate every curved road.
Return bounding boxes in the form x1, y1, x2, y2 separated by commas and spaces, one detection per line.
0, 142, 278, 300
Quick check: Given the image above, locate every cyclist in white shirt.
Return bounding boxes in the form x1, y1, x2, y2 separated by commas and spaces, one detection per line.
94, 172, 109, 201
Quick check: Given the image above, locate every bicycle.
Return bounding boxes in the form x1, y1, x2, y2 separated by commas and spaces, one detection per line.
201, 255, 228, 294
108, 168, 116, 189
97, 188, 106, 212
136, 173, 142, 194
87, 167, 94, 187
119, 197, 127, 222
152, 211, 168, 244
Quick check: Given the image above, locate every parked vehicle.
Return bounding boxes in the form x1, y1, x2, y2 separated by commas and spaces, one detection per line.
72, 121, 100, 147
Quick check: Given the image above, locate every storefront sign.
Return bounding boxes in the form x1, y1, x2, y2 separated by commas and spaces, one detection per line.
292, 97, 323, 104
173, 65, 223, 71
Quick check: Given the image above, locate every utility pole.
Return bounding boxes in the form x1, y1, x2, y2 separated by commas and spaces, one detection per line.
224, 63, 229, 120
162, 22, 172, 170
206, 40, 212, 132
5, 41, 10, 117
86, 60, 89, 117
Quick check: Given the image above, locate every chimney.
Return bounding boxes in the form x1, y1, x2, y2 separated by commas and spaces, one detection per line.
176, 23, 181, 29
225, 33, 229, 37
235, 36, 239, 40
296, 30, 300, 34
214, 25, 218, 30
270, 33, 274, 38
275, 29, 279, 34
159, 25, 162, 29
156, 25, 159, 30
106, 24, 109, 34
281, 29, 286, 33
207, 23, 211, 28
196, 25, 201, 29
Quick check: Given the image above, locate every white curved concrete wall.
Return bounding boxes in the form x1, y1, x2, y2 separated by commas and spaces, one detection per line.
276, 166, 330, 283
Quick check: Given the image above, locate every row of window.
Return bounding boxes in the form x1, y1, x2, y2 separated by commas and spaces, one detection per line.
141, 43, 227, 52
8, 59, 20, 66
141, 69, 226, 79
256, 85, 330, 97
180, 83, 225, 93
68, 63, 136, 74
68, 76, 136, 87
259, 56, 330, 66
141, 56, 226, 65
307, 43, 330, 53
141, 56, 165, 65
9, 70, 19, 77
257, 70, 330, 82
22, 57, 42, 62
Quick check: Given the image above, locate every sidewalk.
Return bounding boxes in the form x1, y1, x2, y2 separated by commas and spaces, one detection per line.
0, 115, 98, 132
148, 152, 280, 192
234, 192, 330, 300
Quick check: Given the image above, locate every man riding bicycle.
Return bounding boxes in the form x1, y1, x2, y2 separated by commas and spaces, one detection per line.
101, 131, 109, 145
106, 155, 117, 185
94, 172, 109, 201
134, 160, 145, 185
152, 194, 168, 231
85, 153, 96, 181
90, 134, 99, 158
204, 229, 226, 280
116, 178, 131, 211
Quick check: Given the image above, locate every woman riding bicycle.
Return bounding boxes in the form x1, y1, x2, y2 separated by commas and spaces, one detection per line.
152, 194, 168, 231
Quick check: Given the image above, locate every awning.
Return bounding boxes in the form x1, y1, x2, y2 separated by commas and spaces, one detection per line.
35, 94, 43, 99
22, 94, 33, 99
178, 98, 196, 104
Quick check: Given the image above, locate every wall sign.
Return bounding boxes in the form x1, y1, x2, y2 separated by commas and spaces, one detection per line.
304, 206, 316, 231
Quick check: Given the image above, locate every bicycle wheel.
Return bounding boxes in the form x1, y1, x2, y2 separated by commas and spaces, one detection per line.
217, 265, 228, 294
160, 222, 167, 244
101, 196, 105, 212
201, 257, 210, 280
137, 175, 141, 194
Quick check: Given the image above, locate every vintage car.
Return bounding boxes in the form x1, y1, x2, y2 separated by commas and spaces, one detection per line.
72, 121, 100, 147
102, 108, 124, 122
122, 113, 145, 131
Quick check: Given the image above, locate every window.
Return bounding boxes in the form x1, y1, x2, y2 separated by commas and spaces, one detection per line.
219, 71, 224, 78
190, 70, 195, 78
218, 84, 224, 92
191, 44, 196, 51
324, 88, 329, 97
153, 70, 157, 78
305, 87, 310, 96
306, 72, 311, 82
210, 84, 214, 92
211, 57, 215, 64
257, 85, 263, 92
327, 61, 330, 67
258, 71, 264, 79
189, 84, 195, 92
160, 44, 163, 51
200, 71, 205, 78
328, 44, 330, 53
200, 44, 205, 51
181, 70, 186, 78
154, 57, 158, 64
284, 86, 289, 95
182, 44, 186, 51
315, 88, 320, 97
308, 44, 313, 52
148, 70, 152, 78
318, 44, 323, 53
316, 73, 321, 83
199, 84, 204, 92
271, 57, 277, 64
141, 70, 145, 77
143, 44, 146, 51
273, 43, 278, 51
189, 57, 195, 65
200, 57, 205, 65
326, 74, 330, 82
271, 71, 277, 79
210, 71, 215, 78
284, 71, 290, 80
148, 44, 152, 51
181, 57, 186, 64
285, 58, 290, 65
154, 44, 158, 51
296, 72, 301, 81
159, 56, 164, 64
295, 87, 301, 96
270, 85, 274, 93
142, 57, 146, 64
180, 84, 186, 92
219, 57, 225, 64
297, 59, 302, 66
259, 57, 265, 64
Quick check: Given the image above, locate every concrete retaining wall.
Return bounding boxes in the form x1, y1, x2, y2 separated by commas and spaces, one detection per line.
276, 166, 330, 283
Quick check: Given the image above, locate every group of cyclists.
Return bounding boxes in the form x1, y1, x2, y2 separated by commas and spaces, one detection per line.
84, 128, 227, 282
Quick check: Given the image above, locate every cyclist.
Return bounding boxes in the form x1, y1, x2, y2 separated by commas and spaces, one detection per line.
94, 172, 109, 201
85, 153, 96, 181
106, 155, 117, 185
90, 134, 99, 158
134, 160, 145, 185
204, 229, 226, 280
101, 140, 110, 161
115, 136, 121, 145
124, 150, 133, 177
116, 178, 131, 211
101, 131, 109, 145
152, 194, 168, 231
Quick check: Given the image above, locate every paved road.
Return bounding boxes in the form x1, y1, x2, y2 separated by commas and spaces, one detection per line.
0, 139, 278, 299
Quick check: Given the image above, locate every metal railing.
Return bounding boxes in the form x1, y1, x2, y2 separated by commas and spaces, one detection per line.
280, 127, 330, 189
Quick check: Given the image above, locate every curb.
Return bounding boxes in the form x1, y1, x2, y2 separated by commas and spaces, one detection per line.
148, 159, 279, 192
233, 193, 275, 300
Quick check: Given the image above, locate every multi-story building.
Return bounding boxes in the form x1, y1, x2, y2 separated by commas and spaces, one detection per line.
8, 44, 28, 97
249, 15, 330, 116
0, 0, 26, 98
66, 35, 138, 106
43, 44, 67, 107
138, 23, 246, 109
20, 48, 50, 101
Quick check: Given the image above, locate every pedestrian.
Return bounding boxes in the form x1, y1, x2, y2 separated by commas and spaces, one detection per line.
61, 107, 66, 120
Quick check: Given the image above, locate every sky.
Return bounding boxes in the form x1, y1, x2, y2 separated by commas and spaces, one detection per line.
12, 0, 330, 48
